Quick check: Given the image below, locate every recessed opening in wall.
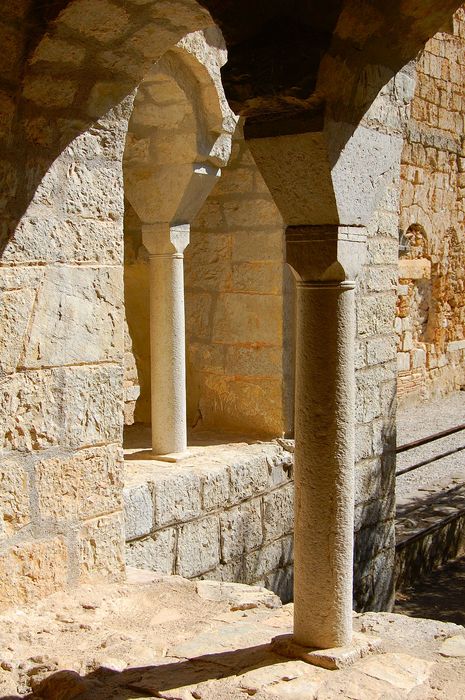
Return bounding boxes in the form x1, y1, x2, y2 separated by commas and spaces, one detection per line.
121, 32, 293, 451
121, 32, 296, 599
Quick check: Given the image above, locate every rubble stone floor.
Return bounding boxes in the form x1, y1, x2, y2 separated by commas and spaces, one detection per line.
1, 569, 464, 700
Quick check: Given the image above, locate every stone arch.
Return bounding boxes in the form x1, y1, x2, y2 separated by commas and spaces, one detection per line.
2, 0, 217, 250
124, 28, 235, 225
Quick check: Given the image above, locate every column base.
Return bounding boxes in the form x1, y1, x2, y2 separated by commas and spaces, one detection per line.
150, 449, 192, 463
271, 632, 382, 670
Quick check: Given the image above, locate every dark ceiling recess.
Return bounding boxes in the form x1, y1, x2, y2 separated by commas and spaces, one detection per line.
31, 0, 70, 26
198, 0, 344, 120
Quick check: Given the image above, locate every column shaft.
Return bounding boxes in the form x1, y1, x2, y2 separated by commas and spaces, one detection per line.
148, 251, 187, 455
293, 281, 355, 648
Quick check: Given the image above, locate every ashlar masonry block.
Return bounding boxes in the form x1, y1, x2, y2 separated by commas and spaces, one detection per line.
176, 515, 220, 578
220, 500, 263, 562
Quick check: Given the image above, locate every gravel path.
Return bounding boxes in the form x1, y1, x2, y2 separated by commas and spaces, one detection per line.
396, 391, 465, 508
396, 391, 465, 550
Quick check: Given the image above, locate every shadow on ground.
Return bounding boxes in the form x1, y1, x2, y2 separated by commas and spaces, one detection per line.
394, 555, 465, 627
4, 643, 284, 700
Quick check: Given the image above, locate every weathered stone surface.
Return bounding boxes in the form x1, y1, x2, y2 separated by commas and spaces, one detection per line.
152, 470, 202, 528
198, 464, 231, 511
0, 575, 463, 697
22, 75, 78, 108
123, 482, 154, 540
398, 257, 431, 280
232, 230, 284, 262
3, 217, 123, 264
263, 484, 294, 542
184, 233, 232, 291
355, 652, 433, 690
212, 293, 282, 344
185, 291, 213, 341
224, 345, 282, 377
229, 454, 269, 503
79, 512, 125, 583
439, 635, 465, 657
22, 266, 123, 368
0, 287, 35, 374
176, 515, 220, 577
357, 293, 396, 337
220, 500, 263, 561
243, 539, 283, 583
36, 445, 123, 522
126, 529, 176, 575
200, 374, 284, 435
0, 538, 68, 610
64, 163, 123, 220
30, 36, 86, 66
196, 579, 281, 610
0, 365, 122, 451
0, 459, 30, 538
60, 0, 130, 43
231, 261, 284, 294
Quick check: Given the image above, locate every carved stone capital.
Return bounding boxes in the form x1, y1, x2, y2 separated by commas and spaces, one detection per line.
142, 223, 190, 257
286, 225, 367, 284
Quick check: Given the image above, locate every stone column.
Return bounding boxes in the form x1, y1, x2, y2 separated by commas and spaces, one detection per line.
142, 223, 190, 458
286, 225, 366, 649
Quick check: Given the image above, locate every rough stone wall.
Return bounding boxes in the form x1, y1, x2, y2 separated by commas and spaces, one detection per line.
0, 84, 128, 608
351, 64, 417, 611
185, 124, 293, 437
398, 7, 465, 405
353, 182, 399, 610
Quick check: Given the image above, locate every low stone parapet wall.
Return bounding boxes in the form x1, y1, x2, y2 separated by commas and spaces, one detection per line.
124, 440, 294, 601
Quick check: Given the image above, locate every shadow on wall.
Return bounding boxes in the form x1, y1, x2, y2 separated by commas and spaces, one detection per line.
353, 409, 397, 612
1, 1, 219, 261
123, 200, 151, 425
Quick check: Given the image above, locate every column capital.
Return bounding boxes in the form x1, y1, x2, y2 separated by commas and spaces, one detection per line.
286, 224, 367, 284
142, 223, 190, 257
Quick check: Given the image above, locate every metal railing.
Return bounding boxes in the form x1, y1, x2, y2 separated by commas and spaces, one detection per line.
395, 423, 465, 547
396, 422, 465, 476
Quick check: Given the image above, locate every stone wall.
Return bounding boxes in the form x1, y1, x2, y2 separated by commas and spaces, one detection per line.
124, 441, 294, 601
398, 7, 465, 405
351, 64, 417, 610
0, 0, 217, 610
353, 181, 399, 610
0, 9, 129, 608
185, 124, 293, 437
